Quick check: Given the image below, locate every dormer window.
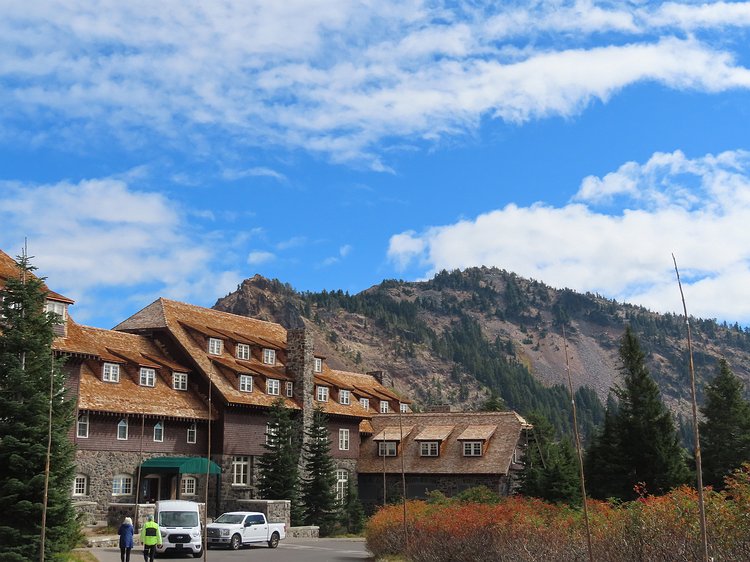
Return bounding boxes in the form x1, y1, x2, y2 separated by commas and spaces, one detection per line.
262, 348, 276, 365
360, 397, 369, 410
236, 343, 250, 360
45, 300, 68, 321
139, 367, 156, 387
267, 379, 280, 395
285, 381, 294, 397
316, 386, 329, 402
380, 400, 389, 413
208, 338, 223, 355
173, 372, 188, 391
314, 357, 323, 372
239, 374, 253, 392
420, 441, 439, 457
378, 442, 397, 456
400, 403, 409, 413
463, 441, 483, 457
339, 389, 350, 405
102, 362, 120, 383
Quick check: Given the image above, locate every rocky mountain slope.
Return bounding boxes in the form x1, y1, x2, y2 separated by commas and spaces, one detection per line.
214, 268, 750, 436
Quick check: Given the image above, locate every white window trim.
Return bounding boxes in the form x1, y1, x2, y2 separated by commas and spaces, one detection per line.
400, 403, 409, 413
236, 342, 250, 360
139, 367, 156, 387
420, 441, 439, 457
117, 418, 128, 440
181, 476, 197, 496
173, 372, 188, 391
314, 357, 323, 373
335, 470, 349, 503
463, 441, 483, 457
232, 456, 249, 486
73, 474, 88, 496
285, 381, 294, 397
266, 423, 278, 445
359, 397, 369, 410
339, 389, 350, 405
262, 348, 276, 365
380, 400, 389, 413
102, 362, 120, 383
208, 337, 223, 355
153, 421, 164, 442
45, 300, 68, 320
112, 474, 133, 496
267, 379, 280, 396
187, 423, 197, 444
77, 412, 89, 439
339, 428, 350, 451
239, 374, 253, 392
316, 386, 329, 402
378, 441, 397, 457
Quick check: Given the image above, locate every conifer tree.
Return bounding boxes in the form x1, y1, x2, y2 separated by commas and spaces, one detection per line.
699, 358, 750, 490
585, 395, 629, 500
0, 254, 78, 560
339, 480, 365, 534
256, 398, 302, 524
587, 327, 689, 500
299, 407, 338, 535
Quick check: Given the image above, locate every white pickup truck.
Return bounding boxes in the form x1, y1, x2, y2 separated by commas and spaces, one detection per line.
206, 511, 286, 550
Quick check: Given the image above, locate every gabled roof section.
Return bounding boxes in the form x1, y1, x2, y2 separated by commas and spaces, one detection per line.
372, 426, 414, 441
359, 411, 527, 475
0, 249, 74, 304
113, 299, 168, 330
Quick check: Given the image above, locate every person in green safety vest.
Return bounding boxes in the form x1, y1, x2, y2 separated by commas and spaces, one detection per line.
140, 514, 162, 562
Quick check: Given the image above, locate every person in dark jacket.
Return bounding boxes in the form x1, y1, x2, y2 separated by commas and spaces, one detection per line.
118, 516, 135, 562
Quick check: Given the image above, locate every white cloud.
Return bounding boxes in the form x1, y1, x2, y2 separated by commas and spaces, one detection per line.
247, 250, 276, 265
0, 176, 242, 321
3, 2, 750, 164
222, 167, 288, 182
388, 149, 750, 323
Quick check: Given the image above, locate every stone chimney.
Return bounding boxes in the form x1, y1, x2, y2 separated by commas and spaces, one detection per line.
367, 370, 393, 388
286, 328, 314, 462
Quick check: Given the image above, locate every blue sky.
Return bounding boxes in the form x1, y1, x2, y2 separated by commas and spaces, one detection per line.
3, 1, 750, 329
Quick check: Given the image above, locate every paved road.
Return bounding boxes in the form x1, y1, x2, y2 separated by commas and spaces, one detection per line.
89, 538, 372, 562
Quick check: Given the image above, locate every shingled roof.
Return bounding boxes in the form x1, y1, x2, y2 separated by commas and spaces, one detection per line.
0, 249, 74, 303
358, 411, 529, 475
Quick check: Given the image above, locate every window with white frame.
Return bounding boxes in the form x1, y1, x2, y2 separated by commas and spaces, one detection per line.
378, 441, 397, 456
314, 357, 323, 372
102, 362, 120, 383
267, 379, 280, 395
316, 386, 329, 402
339, 389, 350, 405
73, 474, 88, 496
512, 447, 521, 464
400, 403, 409, 413
112, 474, 133, 495
335, 470, 349, 503
208, 337, 223, 355
262, 348, 276, 365
181, 476, 197, 496
380, 400, 389, 413
236, 343, 250, 360
187, 423, 197, 444
239, 374, 253, 392
153, 421, 164, 442
463, 441, 483, 457
420, 441, 439, 457
77, 412, 89, 438
232, 456, 249, 486
359, 397, 369, 410
266, 423, 278, 445
173, 372, 188, 391
45, 300, 68, 321
117, 418, 128, 440
139, 367, 155, 387
339, 428, 350, 451
285, 381, 294, 397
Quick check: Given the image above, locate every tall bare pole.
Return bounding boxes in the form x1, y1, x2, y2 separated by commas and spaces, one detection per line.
134, 412, 146, 528
562, 326, 593, 562
672, 254, 709, 562
398, 405, 408, 553
203, 368, 212, 562
40, 361, 54, 562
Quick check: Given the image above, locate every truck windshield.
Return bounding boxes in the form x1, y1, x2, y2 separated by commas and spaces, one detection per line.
159, 511, 199, 527
214, 514, 245, 524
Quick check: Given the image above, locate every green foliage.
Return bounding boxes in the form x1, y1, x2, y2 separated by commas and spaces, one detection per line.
299, 408, 338, 535
256, 398, 303, 524
454, 485, 501, 504
520, 413, 581, 505
0, 254, 79, 560
479, 391, 505, 412
587, 327, 690, 500
699, 358, 750, 490
339, 481, 366, 534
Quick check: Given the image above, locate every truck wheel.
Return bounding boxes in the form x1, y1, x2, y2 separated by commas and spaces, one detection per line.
268, 532, 280, 548
230, 534, 242, 550
192, 548, 203, 558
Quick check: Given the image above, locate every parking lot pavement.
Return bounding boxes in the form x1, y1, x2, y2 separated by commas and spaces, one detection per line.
89, 537, 372, 562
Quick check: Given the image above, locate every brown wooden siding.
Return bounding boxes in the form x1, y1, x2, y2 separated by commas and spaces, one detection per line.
328, 418, 361, 460
221, 409, 269, 456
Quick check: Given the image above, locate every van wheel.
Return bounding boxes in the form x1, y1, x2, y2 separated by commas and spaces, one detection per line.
193, 547, 203, 558
268, 532, 280, 548
230, 534, 242, 550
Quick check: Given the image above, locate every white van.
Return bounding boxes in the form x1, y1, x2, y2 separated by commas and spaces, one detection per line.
154, 500, 203, 558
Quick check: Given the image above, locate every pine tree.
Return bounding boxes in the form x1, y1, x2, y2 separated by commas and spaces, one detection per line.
0, 254, 78, 560
520, 413, 581, 504
587, 327, 689, 500
299, 407, 338, 535
339, 480, 365, 534
585, 394, 629, 500
699, 358, 750, 490
256, 398, 302, 524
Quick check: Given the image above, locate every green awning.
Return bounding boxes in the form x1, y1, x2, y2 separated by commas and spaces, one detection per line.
140, 457, 221, 475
